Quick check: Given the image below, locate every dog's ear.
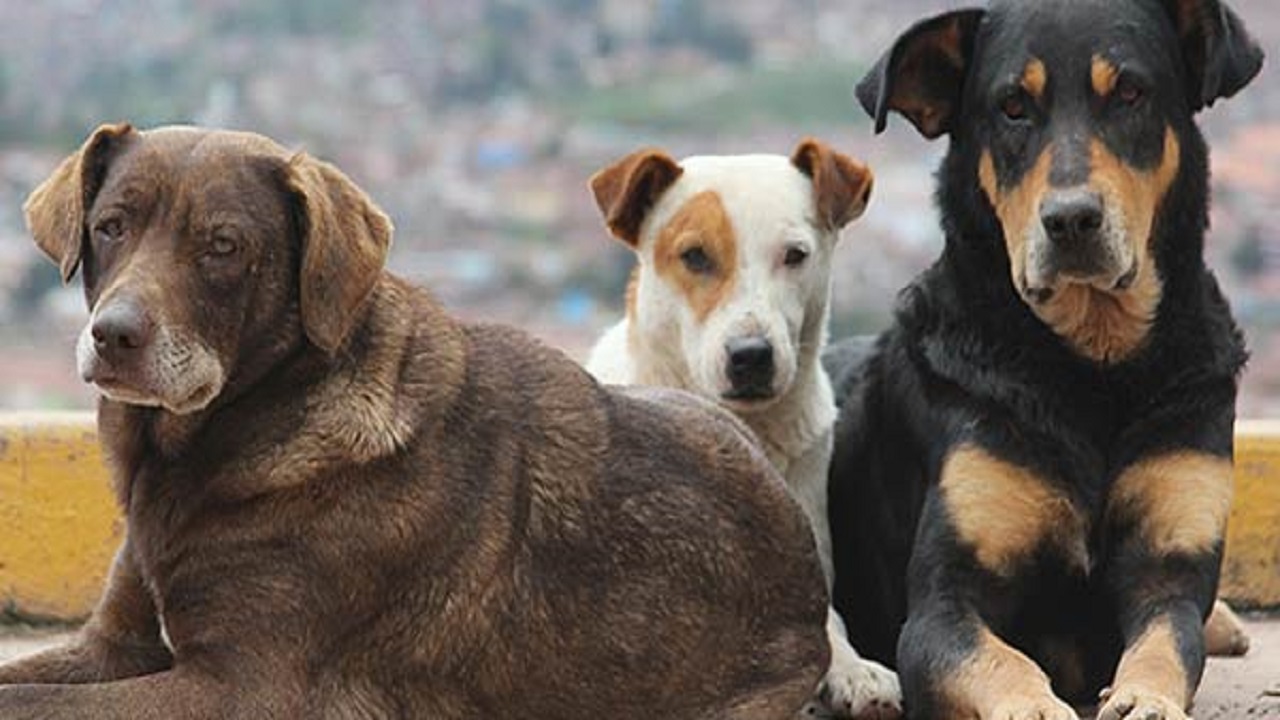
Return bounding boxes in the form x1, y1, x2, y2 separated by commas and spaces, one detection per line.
791, 138, 874, 232
287, 154, 393, 354
856, 9, 985, 139
589, 149, 683, 246
1162, 0, 1264, 110
24, 122, 134, 283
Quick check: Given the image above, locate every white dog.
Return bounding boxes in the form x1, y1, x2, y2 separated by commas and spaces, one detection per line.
586, 139, 902, 719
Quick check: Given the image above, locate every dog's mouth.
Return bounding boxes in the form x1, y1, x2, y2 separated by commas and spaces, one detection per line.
721, 387, 777, 403
77, 327, 226, 415
1022, 260, 1139, 305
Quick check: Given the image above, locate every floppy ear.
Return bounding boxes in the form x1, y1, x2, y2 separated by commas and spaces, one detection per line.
1162, 0, 1264, 110
286, 154, 393, 354
855, 9, 985, 139
24, 122, 134, 283
588, 149, 683, 246
790, 138, 874, 232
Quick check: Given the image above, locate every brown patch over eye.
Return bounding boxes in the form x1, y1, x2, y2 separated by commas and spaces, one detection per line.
1020, 57, 1047, 100
653, 191, 738, 323
1091, 55, 1120, 98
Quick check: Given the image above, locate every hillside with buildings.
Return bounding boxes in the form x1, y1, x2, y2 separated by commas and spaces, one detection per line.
0, 0, 1276, 413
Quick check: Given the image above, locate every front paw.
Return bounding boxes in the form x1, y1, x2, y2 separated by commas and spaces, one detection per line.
805, 653, 902, 719
987, 695, 1078, 720
1097, 686, 1187, 720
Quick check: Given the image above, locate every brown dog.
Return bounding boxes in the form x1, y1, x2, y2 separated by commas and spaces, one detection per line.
0, 124, 829, 719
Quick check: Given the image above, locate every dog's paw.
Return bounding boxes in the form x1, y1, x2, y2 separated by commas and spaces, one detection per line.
1204, 600, 1250, 657
987, 695, 1079, 720
1097, 686, 1188, 720
807, 654, 902, 720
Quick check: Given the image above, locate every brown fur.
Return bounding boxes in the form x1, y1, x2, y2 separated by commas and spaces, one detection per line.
652, 190, 739, 323
1091, 55, 1120, 97
1099, 619, 1191, 719
1022, 57, 1048, 99
589, 149, 684, 247
790, 137, 874, 230
1203, 600, 1251, 656
939, 627, 1075, 719
940, 445, 1087, 577
0, 125, 829, 719
979, 146, 1051, 300
1109, 451, 1234, 556
881, 15, 974, 138
1031, 266, 1163, 363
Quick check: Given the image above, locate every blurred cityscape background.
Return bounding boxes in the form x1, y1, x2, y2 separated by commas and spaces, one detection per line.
0, 0, 1276, 415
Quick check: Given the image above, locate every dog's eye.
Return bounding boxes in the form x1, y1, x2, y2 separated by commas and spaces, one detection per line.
94, 217, 125, 243
1000, 93, 1029, 122
1115, 77, 1144, 106
784, 247, 809, 268
680, 247, 714, 275
209, 232, 240, 257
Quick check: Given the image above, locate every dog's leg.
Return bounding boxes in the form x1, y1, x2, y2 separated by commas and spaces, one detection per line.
898, 454, 1080, 719
793, 440, 902, 720
1204, 599, 1249, 657
0, 668, 251, 719
899, 607, 1079, 720
0, 542, 171, 685
807, 609, 902, 720
1098, 451, 1233, 720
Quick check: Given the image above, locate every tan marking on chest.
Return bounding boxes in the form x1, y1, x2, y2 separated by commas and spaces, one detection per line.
652, 190, 738, 323
941, 445, 1087, 577
1032, 267, 1162, 362
1109, 451, 1233, 556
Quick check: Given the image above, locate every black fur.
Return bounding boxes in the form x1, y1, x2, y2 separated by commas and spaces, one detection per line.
828, 0, 1262, 716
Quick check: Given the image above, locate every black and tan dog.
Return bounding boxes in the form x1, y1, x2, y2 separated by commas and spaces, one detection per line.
0, 124, 829, 719
825, 1, 1263, 719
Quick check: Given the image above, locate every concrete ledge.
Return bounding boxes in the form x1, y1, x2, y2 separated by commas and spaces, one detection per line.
0, 413, 1277, 621
1222, 420, 1280, 609
0, 413, 117, 621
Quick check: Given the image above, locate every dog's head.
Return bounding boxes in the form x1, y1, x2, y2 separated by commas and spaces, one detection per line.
857, 0, 1263, 362
590, 139, 872, 409
26, 124, 392, 414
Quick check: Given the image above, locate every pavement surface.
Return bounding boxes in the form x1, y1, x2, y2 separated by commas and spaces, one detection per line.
0, 616, 1276, 716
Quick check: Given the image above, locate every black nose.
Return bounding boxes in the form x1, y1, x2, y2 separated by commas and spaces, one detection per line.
1040, 190, 1104, 247
725, 337, 774, 397
91, 300, 153, 358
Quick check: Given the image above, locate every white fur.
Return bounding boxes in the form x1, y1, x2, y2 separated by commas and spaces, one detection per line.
77, 305, 225, 415
587, 154, 901, 719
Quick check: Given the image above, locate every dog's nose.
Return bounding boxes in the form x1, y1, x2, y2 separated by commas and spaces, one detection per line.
725, 337, 775, 396
1040, 190, 1104, 247
91, 300, 154, 357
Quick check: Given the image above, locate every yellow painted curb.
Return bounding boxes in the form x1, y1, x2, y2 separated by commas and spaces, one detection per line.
1222, 420, 1280, 609
0, 414, 1276, 620
0, 413, 119, 621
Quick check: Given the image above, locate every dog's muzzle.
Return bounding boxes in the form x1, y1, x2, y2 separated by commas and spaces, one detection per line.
76, 297, 225, 414
1027, 187, 1133, 299
723, 336, 775, 401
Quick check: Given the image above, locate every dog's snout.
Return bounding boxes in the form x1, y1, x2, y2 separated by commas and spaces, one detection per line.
91, 299, 154, 357
1040, 190, 1104, 248
725, 337, 775, 398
